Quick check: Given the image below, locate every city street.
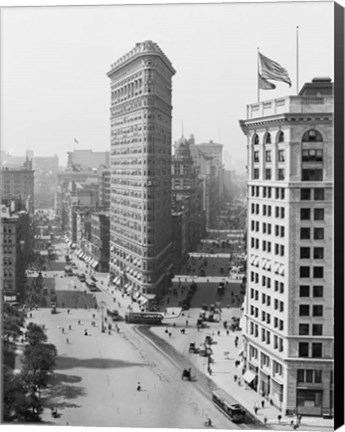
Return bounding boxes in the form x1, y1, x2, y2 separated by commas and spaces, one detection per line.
26, 241, 250, 428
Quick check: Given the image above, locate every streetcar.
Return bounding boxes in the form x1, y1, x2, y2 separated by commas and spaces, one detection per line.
211, 389, 246, 423
125, 311, 163, 325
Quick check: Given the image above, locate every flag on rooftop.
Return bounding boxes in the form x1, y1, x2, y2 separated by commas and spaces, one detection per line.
259, 52, 292, 87
258, 73, 276, 90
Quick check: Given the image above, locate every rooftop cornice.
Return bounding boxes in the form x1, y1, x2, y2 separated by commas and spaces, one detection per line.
107, 40, 175, 77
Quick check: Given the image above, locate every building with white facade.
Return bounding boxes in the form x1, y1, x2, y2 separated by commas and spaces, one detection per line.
239, 77, 333, 417
107, 41, 175, 297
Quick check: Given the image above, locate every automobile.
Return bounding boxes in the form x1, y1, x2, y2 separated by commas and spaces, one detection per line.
107, 309, 120, 321
189, 342, 199, 353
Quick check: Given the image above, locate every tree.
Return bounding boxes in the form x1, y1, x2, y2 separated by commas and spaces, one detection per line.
22, 343, 57, 392
25, 323, 47, 346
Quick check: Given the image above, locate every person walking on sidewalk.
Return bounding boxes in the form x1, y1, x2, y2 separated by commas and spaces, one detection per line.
253, 402, 259, 415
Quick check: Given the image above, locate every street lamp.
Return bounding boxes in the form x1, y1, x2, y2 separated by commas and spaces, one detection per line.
100, 301, 106, 333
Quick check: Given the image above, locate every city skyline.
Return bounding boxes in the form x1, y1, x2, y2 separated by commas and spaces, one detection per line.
1, 1, 334, 168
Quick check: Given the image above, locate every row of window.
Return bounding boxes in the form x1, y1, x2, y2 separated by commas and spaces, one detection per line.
300, 208, 324, 221
253, 168, 285, 180
249, 324, 284, 351
250, 274, 285, 293
299, 304, 323, 317
253, 149, 286, 163
299, 342, 322, 358
297, 369, 322, 384
251, 186, 286, 200
300, 266, 324, 278
301, 188, 325, 201
299, 323, 323, 336
251, 221, 285, 238
300, 285, 323, 297
300, 227, 324, 240
251, 204, 285, 218
250, 297, 284, 314
300, 247, 324, 259
252, 131, 285, 145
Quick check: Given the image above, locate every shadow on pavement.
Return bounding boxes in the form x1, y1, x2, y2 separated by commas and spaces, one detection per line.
56, 356, 147, 370
49, 372, 83, 385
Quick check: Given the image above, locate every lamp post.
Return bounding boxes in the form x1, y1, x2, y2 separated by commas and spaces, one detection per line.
100, 301, 106, 333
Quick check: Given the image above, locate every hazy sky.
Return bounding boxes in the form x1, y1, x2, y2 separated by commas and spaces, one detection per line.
1, 1, 334, 168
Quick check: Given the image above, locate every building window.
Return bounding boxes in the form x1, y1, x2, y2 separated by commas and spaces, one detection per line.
300, 208, 311, 220
278, 169, 285, 180
314, 209, 324, 220
313, 267, 324, 278
314, 228, 324, 240
314, 247, 324, 259
278, 131, 285, 143
299, 342, 309, 357
299, 305, 310, 316
253, 134, 259, 145
299, 285, 310, 297
302, 149, 323, 162
265, 150, 272, 162
314, 189, 325, 200
312, 343, 322, 358
253, 169, 260, 179
278, 150, 285, 162
300, 247, 310, 259
302, 129, 323, 142
301, 188, 311, 200
265, 169, 272, 180
300, 266, 310, 278
300, 228, 310, 239
265, 132, 272, 144
299, 324, 309, 335
312, 324, 323, 336
313, 286, 323, 297
254, 151, 259, 162
302, 169, 323, 181
313, 305, 323, 317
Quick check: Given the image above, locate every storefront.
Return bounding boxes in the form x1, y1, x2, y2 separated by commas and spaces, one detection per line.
296, 388, 323, 416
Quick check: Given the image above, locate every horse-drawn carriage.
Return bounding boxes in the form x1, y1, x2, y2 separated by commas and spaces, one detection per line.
181, 368, 192, 381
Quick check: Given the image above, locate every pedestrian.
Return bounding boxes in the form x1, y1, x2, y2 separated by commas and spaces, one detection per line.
253, 404, 258, 415
217, 330, 220, 337
84, 329, 88, 336
62, 327, 65, 333
297, 415, 302, 426
169, 332, 172, 337
78, 320, 81, 325
226, 329, 229, 336
69, 325, 72, 330
264, 417, 267, 425
66, 338, 69, 344
278, 414, 282, 423
137, 382, 141, 391
261, 400, 265, 409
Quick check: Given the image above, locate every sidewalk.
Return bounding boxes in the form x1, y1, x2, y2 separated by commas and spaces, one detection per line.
150, 318, 334, 431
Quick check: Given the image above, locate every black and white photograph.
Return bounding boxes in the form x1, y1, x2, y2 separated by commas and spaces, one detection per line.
0, 0, 343, 430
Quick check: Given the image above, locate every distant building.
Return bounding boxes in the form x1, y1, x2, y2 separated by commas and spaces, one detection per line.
90, 212, 110, 272
240, 77, 333, 416
67, 149, 110, 170
1, 158, 35, 216
1, 206, 31, 302
98, 167, 111, 209
107, 40, 175, 298
190, 139, 223, 169
171, 136, 205, 268
33, 155, 59, 209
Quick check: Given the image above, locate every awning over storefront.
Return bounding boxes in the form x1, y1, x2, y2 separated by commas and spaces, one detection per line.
243, 370, 256, 384
139, 296, 148, 305
91, 260, 99, 269
132, 292, 140, 300
40, 250, 49, 256
114, 276, 120, 285
238, 348, 244, 356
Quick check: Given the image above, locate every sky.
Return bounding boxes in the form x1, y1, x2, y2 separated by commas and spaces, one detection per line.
1, 1, 334, 169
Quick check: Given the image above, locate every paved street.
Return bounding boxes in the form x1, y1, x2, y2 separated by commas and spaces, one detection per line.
25, 241, 249, 428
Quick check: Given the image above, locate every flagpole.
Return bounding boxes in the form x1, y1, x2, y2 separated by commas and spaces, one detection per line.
257, 47, 260, 103
296, 26, 299, 94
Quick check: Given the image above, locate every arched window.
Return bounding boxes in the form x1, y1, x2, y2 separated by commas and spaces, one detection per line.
264, 132, 271, 144
302, 129, 323, 142
253, 133, 259, 145
278, 131, 284, 143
